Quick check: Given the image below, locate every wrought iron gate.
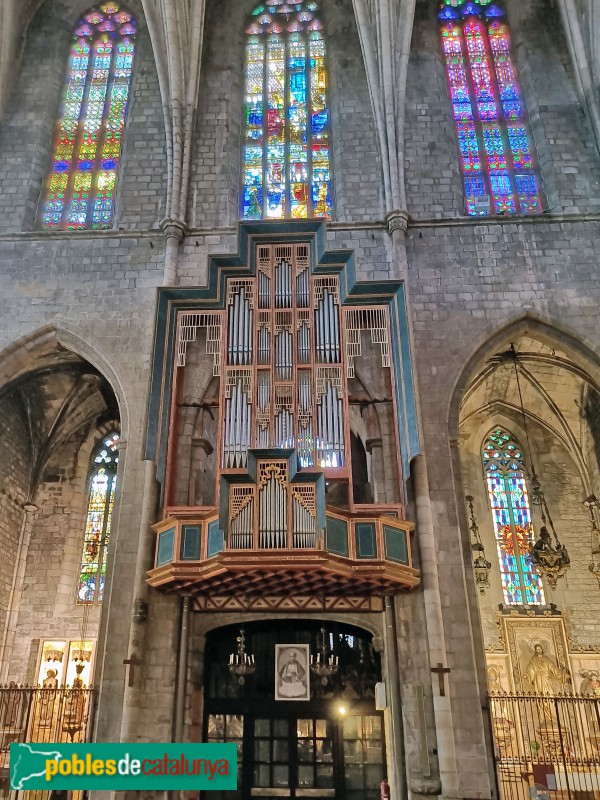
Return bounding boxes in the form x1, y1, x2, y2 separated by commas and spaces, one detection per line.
490, 693, 600, 799
0, 685, 96, 800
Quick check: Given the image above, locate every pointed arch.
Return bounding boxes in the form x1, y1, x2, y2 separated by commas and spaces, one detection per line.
438, 0, 542, 215
481, 426, 544, 605
242, 0, 332, 220
39, 2, 137, 230
449, 313, 600, 441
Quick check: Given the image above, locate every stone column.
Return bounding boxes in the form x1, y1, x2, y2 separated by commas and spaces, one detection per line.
161, 217, 186, 286
0, 501, 37, 682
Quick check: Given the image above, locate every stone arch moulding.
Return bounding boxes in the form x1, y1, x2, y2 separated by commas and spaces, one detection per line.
193, 612, 384, 647
448, 312, 600, 441
0, 324, 129, 441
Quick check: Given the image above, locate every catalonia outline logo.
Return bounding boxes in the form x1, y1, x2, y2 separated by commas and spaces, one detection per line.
10, 743, 237, 790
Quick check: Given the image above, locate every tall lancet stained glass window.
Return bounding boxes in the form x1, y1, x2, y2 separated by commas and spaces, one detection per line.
40, 3, 136, 230
243, 0, 332, 220
439, 0, 542, 216
78, 432, 119, 604
482, 428, 545, 605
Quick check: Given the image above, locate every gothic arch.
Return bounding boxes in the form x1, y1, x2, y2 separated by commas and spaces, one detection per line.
0, 324, 129, 440
448, 313, 600, 441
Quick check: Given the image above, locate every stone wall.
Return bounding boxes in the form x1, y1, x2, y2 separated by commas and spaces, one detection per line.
0, 394, 31, 641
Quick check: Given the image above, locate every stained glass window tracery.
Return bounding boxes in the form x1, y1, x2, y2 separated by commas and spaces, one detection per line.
439, 0, 542, 216
242, 0, 331, 220
40, 3, 136, 230
482, 428, 545, 605
77, 432, 119, 604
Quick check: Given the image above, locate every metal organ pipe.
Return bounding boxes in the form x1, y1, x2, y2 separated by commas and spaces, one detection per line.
297, 269, 309, 308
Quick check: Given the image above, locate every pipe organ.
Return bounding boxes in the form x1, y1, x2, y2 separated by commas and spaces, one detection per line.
150, 230, 421, 605
220, 244, 349, 472
226, 460, 318, 550
168, 239, 403, 529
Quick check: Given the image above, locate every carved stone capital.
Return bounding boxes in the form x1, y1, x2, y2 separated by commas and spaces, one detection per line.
160, 217, 187, 242
365, 437, 382, 454
385, 209, 409, 235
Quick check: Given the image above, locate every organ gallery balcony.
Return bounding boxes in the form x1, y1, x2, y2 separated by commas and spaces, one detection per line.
147, 507, 418, 612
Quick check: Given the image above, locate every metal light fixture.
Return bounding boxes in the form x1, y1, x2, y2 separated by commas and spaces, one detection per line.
584, 494, 600, 588
228, 627, 255, 684
310, 627, 339, 685
508, 344, 570, 588
465, 495, 491, 593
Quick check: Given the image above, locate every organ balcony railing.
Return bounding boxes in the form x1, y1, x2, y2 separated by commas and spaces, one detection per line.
147, 505, 418, 606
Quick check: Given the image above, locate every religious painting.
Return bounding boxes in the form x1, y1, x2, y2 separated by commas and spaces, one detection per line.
275, 644, 310, 701
568, 655, 600, 697
36, 640, 67, 688
485, 654, 512, 693
501, 616, 572, 693
64, 640, 95, 688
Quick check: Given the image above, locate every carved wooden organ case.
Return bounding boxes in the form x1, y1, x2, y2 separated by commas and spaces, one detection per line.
149, 237, 419, 609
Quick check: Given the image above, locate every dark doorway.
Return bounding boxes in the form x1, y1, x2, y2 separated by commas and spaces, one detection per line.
202, 621, 385, 800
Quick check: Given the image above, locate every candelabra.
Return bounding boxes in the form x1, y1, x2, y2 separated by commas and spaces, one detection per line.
465, 495, 491, 594
529, 470, 570, 588
310, 627, 339, 685
228, 627, 255, 685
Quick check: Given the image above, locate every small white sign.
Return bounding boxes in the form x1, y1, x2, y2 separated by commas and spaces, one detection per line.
275, 644, 310, 701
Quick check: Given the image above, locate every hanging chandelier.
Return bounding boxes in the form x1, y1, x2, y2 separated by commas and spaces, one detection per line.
465, 495, 491, 593
508, 344, 570, 588
584, 494, 600, 588
228, 627, 256, 684
310, 627, 339, 685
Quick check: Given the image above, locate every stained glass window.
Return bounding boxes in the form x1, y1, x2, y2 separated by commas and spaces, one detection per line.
77, 432, 119, 604
482, 428, 545, 605
40, 3, 136, 230
242, 0, 331, 220
439, 0, 542, 216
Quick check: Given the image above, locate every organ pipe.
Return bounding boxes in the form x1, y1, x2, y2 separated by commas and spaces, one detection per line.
317, 381, 344, 467
293, 498, 316, 548
227, 287, 253, 366
315, 289, 340, 363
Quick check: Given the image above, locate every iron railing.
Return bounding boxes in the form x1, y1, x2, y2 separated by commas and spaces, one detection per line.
490, 693, 600, 800
0, 685, 95, 800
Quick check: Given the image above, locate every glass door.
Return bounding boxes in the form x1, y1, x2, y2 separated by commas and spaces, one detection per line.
250, 717, 336, 799
206, 713, 244, 800
341, 715, 385, 800
295, 718, 335, 798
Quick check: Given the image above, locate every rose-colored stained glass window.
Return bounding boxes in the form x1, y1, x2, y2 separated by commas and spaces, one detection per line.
77, 432, 119, 604
439, 0, 542, 216
482, 428, 545, 605
40, 3, 136, 230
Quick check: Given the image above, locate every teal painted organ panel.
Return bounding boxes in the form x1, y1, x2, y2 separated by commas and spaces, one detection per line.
383, 525, 408, 565
326, 516, 349, 557
355, 522, 376, 558
207, 520, 225, 557
157, 527, 175, 566
181, 525, 201, 560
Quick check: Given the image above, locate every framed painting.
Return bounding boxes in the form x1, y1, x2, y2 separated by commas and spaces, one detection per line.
500, 616, 571, 693
275, 644, 310, 701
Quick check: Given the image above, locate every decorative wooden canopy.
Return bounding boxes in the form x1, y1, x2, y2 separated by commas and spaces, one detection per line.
147, 508, 419, 609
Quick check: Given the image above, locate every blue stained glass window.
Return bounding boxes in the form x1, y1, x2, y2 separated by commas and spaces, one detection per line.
242, 0, 331, 220
439, 0, 542, 215
482, 428, 545, 605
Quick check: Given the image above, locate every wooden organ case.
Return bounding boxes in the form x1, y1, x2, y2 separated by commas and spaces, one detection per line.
148, 241, 419, 611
